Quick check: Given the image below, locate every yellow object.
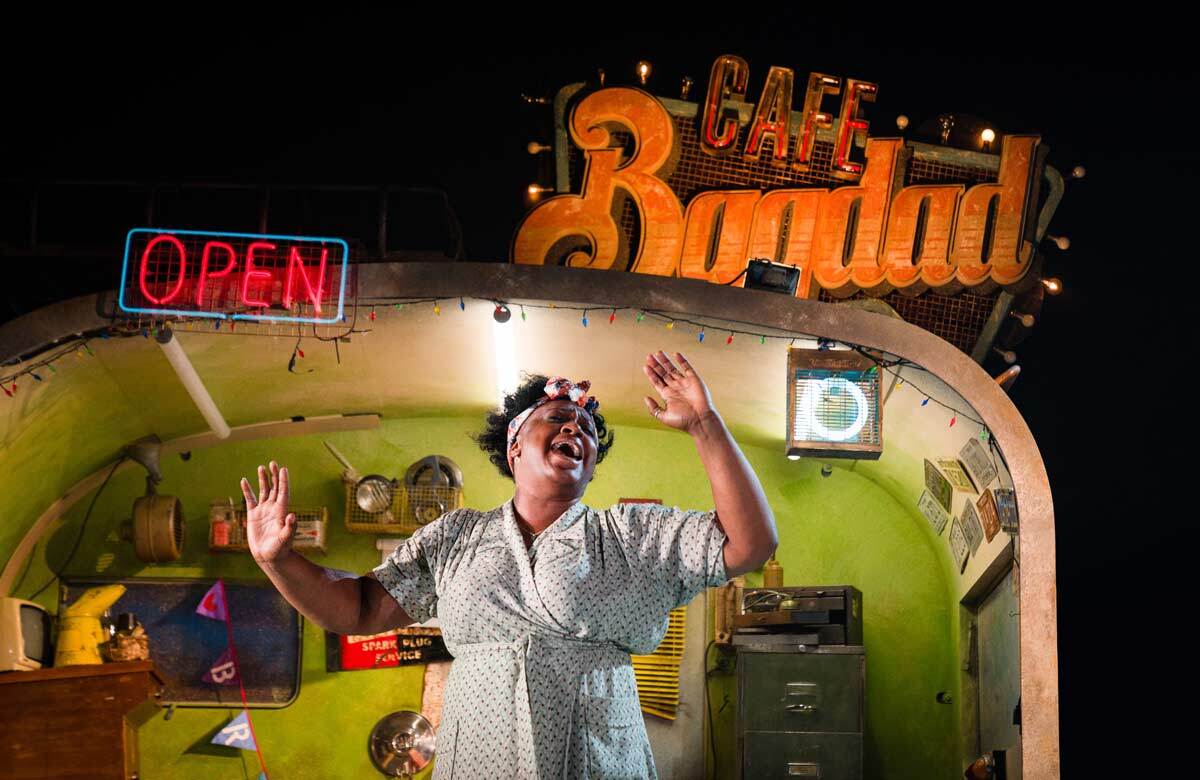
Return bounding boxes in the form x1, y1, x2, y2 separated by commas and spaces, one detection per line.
54, 584, 125, 666
763, 557, 784, 588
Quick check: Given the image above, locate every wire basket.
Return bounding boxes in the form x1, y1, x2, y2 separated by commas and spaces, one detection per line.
208, 500, 328, 554
342, 477, 464, 535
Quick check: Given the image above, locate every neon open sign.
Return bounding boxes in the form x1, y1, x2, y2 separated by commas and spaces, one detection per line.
119, 228, 350, 324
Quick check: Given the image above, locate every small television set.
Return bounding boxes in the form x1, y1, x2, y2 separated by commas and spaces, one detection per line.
0, 597, 53, 671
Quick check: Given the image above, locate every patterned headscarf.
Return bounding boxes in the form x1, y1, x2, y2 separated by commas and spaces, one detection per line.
506, 377, 599, 472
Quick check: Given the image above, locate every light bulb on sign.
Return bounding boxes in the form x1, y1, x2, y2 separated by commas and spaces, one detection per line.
636, 61, 651, 85
797, 377, 868, 442
1042, 278, 1063, 295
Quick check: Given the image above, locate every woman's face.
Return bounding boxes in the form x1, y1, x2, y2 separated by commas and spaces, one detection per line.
509, 399, 599, 492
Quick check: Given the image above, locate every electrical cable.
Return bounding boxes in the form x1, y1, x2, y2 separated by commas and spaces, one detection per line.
721, 268, 749, 286
24, 455, 128, 603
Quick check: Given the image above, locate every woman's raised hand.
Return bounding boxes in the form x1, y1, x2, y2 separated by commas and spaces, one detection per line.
643, 351, 716, 435
240, 461, 297, 564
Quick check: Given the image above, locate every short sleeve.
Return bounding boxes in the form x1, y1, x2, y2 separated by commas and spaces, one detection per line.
371, 520, 441, 623
619, 502, 729, 610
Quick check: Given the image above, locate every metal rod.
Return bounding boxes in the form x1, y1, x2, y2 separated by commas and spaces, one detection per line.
155, 328, 231, 439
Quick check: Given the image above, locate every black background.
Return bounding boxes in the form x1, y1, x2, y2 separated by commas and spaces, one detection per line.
3, 11, 1191, 771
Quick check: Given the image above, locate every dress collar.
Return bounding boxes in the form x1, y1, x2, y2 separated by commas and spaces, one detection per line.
502, 498, 587, 544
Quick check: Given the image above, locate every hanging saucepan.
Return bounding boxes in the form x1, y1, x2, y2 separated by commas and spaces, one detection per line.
355, 475, 399, 515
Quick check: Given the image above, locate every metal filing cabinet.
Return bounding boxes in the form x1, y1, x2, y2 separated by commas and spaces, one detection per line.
735, 639, 865, 779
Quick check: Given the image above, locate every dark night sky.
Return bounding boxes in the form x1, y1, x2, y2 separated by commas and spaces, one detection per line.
3, 12, 1192, 769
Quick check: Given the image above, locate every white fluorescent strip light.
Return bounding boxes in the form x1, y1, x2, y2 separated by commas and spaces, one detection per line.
492, 317, 518, 407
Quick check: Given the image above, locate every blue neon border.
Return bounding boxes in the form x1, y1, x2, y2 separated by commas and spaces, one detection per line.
118, 227, 350, 325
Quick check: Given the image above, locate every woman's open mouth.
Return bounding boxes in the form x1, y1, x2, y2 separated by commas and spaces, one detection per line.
550, 440, 583, 463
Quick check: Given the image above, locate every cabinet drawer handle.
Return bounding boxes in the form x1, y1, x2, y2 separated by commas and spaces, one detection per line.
785, 702, 817, 713
787, 762, 820, 776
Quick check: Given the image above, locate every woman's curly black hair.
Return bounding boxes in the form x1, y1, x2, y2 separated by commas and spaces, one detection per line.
472, 373, 615, 480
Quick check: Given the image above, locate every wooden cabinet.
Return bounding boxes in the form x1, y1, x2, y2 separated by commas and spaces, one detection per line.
0, 660, 164, 780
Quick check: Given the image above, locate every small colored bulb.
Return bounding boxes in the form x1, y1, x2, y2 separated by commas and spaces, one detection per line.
434, 304, 441, 316
459, 298, 465, 311
698, 330, 705, 343
609, 310, 616, 324
921, 398, 929, 407
726, 333, 734, 345
636, 312, 644, 322
666, 321, 674, 330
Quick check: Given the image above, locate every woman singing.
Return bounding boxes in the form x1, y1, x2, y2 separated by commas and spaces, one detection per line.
242, 351, 777, 778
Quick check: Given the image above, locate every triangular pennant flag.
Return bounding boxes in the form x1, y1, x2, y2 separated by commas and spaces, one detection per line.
196, 580, 227, 621
202, 648, 240, 686
212, 710, 257, 750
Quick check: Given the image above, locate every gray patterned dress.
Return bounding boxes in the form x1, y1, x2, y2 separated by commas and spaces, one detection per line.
372, 499, 728, 779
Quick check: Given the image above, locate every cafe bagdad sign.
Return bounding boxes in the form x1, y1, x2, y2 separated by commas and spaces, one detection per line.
512, 56, 1043, 299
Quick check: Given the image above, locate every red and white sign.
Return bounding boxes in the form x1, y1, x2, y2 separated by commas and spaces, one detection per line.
329, 626, 450, 671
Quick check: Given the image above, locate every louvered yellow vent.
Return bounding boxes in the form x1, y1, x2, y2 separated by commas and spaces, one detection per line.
631, 606, 686, 719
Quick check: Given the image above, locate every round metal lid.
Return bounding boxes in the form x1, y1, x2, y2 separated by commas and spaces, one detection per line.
368, 710, 436, 777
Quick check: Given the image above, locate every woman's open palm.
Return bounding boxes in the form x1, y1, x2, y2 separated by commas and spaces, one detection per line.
240, 461, 296, 563
643, 351, 715, 434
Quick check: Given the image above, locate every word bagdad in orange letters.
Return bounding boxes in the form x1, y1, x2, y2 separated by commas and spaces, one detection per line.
511, 85, 1040, 299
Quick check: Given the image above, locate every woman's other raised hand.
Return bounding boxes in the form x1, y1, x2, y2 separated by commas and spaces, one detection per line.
642, 351, 716, 435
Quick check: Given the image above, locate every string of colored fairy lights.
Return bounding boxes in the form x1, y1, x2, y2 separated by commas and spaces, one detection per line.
2, 295, 1001, 443
359, 296, 993, 434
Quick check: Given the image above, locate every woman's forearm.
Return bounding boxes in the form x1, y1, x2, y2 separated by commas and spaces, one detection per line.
256, 550, 366, 635
689, 409, 778, 576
